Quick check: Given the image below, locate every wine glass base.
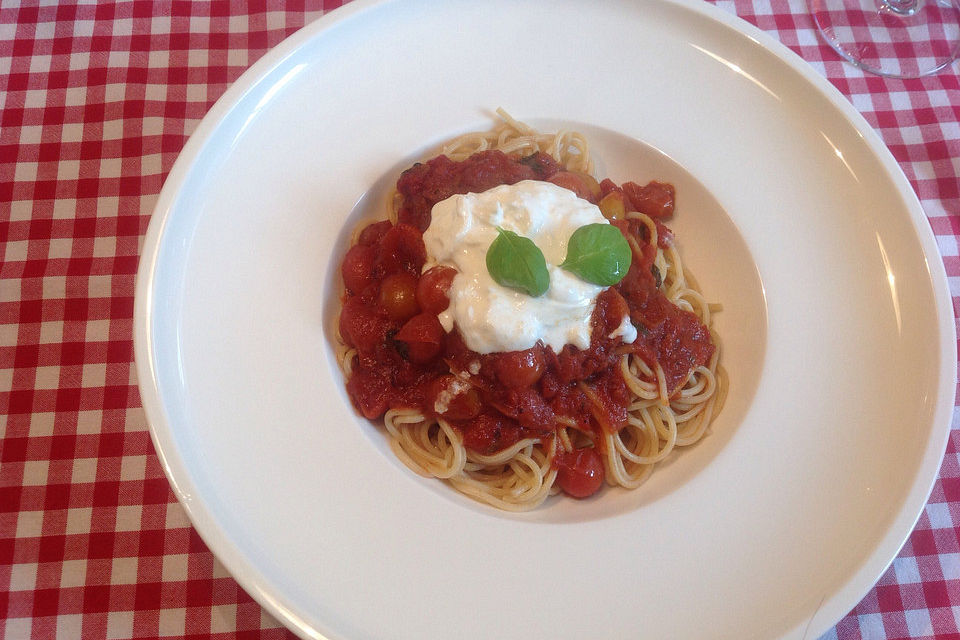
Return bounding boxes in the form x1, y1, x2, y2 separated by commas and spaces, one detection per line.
809, 0, 960, 77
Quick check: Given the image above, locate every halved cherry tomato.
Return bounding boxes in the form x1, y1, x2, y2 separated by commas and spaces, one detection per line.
493, 348, 545, 389
395, 313, 444, 363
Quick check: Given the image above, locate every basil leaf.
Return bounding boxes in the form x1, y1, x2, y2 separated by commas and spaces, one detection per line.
486, 227, 550, 297
560, 223, 632, 286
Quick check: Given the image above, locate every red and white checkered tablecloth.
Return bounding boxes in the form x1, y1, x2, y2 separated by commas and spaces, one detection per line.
1, 1, 957, 638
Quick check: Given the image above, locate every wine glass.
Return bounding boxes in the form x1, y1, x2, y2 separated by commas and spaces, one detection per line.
809, 0, 960, 77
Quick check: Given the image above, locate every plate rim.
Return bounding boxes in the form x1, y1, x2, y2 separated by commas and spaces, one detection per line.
133, 1, 957, 638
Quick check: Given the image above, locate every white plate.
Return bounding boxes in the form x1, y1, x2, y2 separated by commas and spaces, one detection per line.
134, 1, 956, 638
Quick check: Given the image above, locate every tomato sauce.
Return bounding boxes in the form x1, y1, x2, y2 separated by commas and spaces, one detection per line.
396, 150, 561, 231
339, 152, 715, 497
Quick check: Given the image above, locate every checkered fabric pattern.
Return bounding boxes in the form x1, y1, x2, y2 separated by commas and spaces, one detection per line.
0, 1, 957, 638
808, 1, 960, 78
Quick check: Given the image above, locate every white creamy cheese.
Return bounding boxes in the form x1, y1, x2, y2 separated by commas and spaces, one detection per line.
422, 180, 637, 354
433, 375, 471, 414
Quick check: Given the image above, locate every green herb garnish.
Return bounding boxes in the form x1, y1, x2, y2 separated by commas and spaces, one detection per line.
486, 227, 550, 297
560, 223, 632, 286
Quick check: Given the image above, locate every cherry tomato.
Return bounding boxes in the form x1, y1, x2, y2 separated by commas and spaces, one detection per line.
378, 272, 420, 321
346, 365, 391, 419
395, 313, 444, 363
598, 191, 627, 220
339, 296, 386, 355
493, 348, 545, 389
379, 223, 427, 275
357, 220, 393, 246
428, 374, 481, 421
622, 180, 675, 219
555, 447, 605, 498
340, 244, 377, 294
597, 288, 630, 336
599, 178, 621, 199
518, 151, 561, 178
574, 172, 602, 201
547, 171, 596, 202
416, 265, 457, 314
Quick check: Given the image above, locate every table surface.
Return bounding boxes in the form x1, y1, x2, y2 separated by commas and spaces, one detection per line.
2, 1, 959, 638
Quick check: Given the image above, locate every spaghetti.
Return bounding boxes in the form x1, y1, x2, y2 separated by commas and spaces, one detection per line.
336, 110, 726, 511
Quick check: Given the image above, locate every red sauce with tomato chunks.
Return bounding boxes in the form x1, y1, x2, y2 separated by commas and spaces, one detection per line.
339, 152, 715, 499
396, 150, 561, 231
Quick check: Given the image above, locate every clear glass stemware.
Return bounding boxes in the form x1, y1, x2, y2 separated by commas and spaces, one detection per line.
809, 0, 960, 77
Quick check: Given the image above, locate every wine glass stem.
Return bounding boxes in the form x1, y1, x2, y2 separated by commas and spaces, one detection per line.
881, 0, 919, 16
